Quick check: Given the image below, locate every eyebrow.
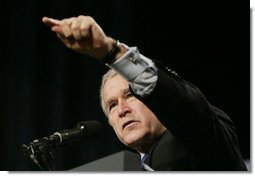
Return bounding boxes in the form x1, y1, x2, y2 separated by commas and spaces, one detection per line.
105, 87, 130, 107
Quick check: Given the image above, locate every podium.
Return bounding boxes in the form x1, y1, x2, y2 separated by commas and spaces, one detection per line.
71, 150, 142, 171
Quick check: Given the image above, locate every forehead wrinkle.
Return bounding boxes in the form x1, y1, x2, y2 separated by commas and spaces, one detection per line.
105, 86, 130, 106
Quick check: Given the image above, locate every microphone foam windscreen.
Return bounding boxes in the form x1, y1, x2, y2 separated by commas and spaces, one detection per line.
78, 121, 103, 138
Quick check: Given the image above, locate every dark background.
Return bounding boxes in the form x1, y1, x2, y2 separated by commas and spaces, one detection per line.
1, 0, 250, 171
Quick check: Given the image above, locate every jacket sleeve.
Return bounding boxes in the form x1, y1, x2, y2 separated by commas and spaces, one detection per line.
131, 62, 247, 170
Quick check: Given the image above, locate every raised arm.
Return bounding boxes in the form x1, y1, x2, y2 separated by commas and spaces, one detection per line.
42, 15, 126, 60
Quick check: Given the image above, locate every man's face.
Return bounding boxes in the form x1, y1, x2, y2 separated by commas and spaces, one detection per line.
102, 74, 166, 152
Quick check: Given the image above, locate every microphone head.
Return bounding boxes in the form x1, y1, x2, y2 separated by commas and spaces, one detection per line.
77, 120, 103, 139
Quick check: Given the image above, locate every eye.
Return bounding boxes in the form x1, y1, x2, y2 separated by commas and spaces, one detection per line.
108, 102, 117, 113
126, 92, 133, 98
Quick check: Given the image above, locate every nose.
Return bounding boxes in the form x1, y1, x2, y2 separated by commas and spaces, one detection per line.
118, 100, 131, 118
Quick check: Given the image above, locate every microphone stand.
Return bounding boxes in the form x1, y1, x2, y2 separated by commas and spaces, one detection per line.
22, 137, 55, 171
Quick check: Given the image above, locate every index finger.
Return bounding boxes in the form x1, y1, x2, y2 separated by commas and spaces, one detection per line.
42, 16, 61, 27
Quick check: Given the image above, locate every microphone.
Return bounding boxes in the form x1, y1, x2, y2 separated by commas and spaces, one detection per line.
21, 120, 102, 170
47, 120, 103, 147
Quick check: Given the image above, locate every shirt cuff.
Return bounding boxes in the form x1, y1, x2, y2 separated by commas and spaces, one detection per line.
106, 47, 153, 81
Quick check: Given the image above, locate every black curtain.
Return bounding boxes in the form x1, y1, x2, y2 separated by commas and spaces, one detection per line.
1, 0, 250, 171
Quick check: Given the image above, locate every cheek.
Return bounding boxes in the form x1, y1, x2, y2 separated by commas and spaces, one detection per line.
134, 102, 154, 120
108, 116, 117, 128
108, 117, 122, 135
134, 103, 159, 129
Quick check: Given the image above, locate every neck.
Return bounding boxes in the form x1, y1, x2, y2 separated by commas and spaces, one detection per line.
133, 128, 167, 153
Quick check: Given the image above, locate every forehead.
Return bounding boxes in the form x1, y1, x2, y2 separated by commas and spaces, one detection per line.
103, 75, 129, 100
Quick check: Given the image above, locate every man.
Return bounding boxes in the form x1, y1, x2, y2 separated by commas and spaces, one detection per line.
42, 15, 247, 171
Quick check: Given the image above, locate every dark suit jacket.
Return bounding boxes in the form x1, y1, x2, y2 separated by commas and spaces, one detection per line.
133, 63, 247, 171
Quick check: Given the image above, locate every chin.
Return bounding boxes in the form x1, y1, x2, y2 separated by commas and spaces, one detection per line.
124, 132, 147, 148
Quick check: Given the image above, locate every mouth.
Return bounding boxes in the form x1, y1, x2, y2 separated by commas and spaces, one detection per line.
122, 120, 137, 130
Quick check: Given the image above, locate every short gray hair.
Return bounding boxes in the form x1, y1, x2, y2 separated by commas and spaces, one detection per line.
100, 69, 118, 117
